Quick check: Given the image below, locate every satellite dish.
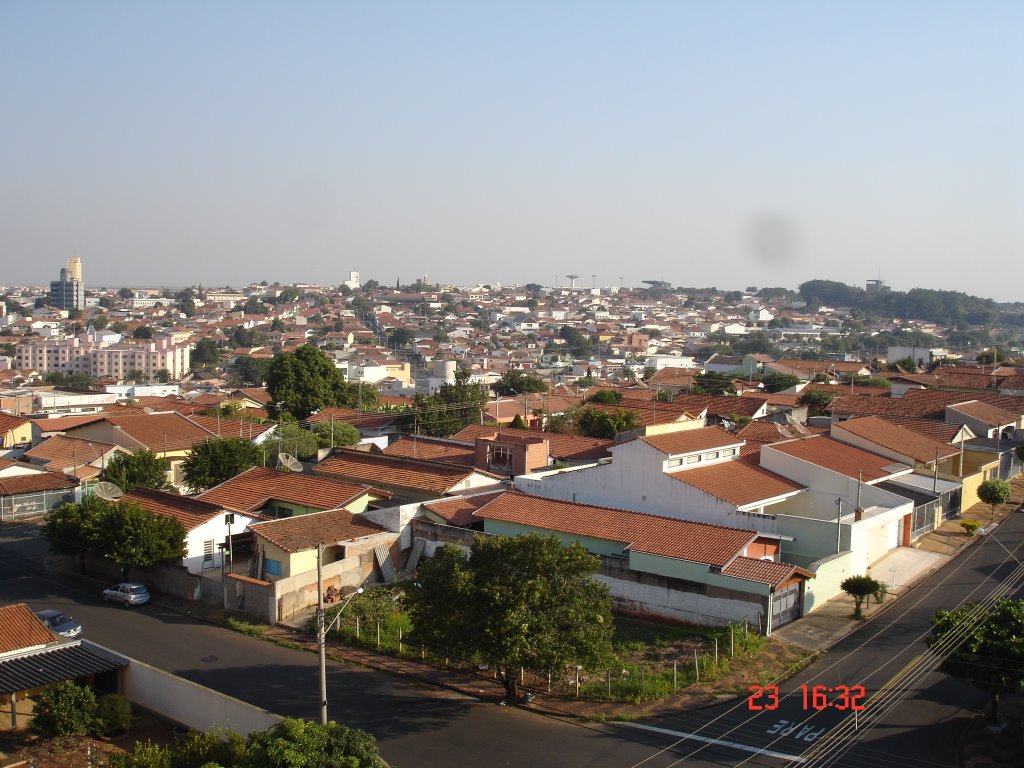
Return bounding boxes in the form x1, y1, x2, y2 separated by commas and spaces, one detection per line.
93, 481, 125, 501
277, 452, 302, 472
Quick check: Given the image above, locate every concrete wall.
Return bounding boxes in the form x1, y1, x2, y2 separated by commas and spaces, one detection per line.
409, 518, 476, 558
120, 653, 281, 736
598, 556, 767, 629
802, 551, 856, 614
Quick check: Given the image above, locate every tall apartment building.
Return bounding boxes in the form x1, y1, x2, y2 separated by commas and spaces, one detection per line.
49, 256, 85, 310
15, 333, 191, 380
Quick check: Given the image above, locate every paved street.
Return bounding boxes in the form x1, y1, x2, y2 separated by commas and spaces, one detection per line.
3, 507, 1022, 767
614, 506, 1024, 767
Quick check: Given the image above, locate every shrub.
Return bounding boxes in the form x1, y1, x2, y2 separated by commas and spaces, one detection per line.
960, 520, 982, 536
110, 740, 172, 768
95, 693, 133, 736
840, 575, 885, 619
30, 681, 97, 738
171, 728, 246, 768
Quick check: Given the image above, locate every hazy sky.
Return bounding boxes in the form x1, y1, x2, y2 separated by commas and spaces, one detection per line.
2, 2, 1021, 299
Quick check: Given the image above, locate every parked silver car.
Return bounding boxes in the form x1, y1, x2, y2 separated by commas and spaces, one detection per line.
102, 582, 151, 607
36, 609, 83, 638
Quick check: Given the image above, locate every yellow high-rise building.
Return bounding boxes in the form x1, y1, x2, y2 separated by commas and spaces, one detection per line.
66, 256, 83, 281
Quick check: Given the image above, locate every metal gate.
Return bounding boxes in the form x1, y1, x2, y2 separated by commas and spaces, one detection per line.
771, 581, 802, 629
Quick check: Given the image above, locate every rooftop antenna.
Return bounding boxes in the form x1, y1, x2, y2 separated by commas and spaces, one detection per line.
93, 481, 125, 501
277, 452, 302, 472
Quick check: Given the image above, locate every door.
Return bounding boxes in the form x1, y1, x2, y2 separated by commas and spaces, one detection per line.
771, 581, 802, 629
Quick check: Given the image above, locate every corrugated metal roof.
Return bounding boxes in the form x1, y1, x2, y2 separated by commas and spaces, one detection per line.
0, 641, 128, 695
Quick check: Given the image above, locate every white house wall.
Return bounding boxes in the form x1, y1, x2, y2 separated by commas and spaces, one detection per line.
182, 513, 259, 575
597, 573, 764, 628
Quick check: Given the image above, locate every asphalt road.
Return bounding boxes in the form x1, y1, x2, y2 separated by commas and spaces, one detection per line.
610, 507, 1024, 767
4, 512, 1021, 768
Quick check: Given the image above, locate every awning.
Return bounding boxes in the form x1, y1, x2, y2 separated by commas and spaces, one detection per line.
0, 641, 128, 695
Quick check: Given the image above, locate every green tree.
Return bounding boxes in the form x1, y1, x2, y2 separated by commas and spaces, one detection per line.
88, 499, 186, 579
192, 338, 222, 368
43, 371, 94, 389
100, 450, 171, 492
311, 420, 361, 449
761, 373, 801, 393
977, 478, 1011, 522
401, 368, 488, 437
243, 718, 384, 768
42, 497, 105, 573
797, 387, 838, 416
182, 438, 264, 492
840, 575, 886, 619
583, 389, 622, 405
156, 368, 172, 383
558, 326, 592, 358
133, 326, 154, 340
90, 314, 109, 330
576, 406, 641, 439
30, 681, 97, 738
928, 599, 1024, 722
405, 534, 613, 698
118, 287, 133, 300
492, 369, 548, 397
234, 356, 272, 386
694, 372, 736, 395
242, 296, 266, 315
387, 327, 416, 350
126, 368, 146, 382
267, 346, 351, 419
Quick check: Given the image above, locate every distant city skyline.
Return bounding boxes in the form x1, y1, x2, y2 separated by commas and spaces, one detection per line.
2, 3, 1020, 300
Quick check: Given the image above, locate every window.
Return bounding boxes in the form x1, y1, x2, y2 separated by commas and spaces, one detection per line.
203, 539, 214, 562
685, 455, 701, 464
721, 448, 737, 457
703, 451, 719, 461
488, 445, 514, 469
264, 559, 282, 577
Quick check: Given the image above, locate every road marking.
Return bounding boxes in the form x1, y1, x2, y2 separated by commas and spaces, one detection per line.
619, 722, 806, 762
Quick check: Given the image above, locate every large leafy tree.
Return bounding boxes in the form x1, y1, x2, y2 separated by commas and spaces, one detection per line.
183, 437, 264, 492
267, 345, 350, 419
45, 498, 185, 579
928, 599, 1024, 722
492, 369, 548, 397
235, 356, 272, 386
192, 338, 222, 367
405, 533, 614, 698
99, 450, 170, 492
576, 406, 642, 439
797, 387, 838, 416
311, 420, 361, 449
977, 478, 1011, 522
243, 717, 384, 768
402, 367, 489, 437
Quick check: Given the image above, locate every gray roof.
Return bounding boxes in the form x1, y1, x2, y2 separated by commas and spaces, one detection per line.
0, 640, 127, 695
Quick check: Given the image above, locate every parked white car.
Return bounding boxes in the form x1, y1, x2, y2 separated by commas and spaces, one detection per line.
102, 582, 151, 607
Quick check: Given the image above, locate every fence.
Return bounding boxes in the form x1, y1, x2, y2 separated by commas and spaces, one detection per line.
317, 586, 766, 704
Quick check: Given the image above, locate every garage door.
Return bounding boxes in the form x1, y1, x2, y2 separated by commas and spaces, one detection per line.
771, 582, 802, 629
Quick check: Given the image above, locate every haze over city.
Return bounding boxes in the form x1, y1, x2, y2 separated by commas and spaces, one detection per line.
2, 3, 1021, 299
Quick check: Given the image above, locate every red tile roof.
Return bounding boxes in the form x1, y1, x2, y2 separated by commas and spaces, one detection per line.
0, 470, 77, 496
0, 603, 55, 654
316, 449, 502, 495
640, 426, 742, 456
94, 413, 217, 452
305, 408, 400, 431
671, 457, 805, 507
23, 435, 119, 470
383, 437, 476, 466
198, 467, 383, 514
451, 425, 613, 461
126, 488, 226, 531
0, 413, 29, 434
31, 414, 107, 433
721, 556, 811, 588
249, 508, 386, 553
185, 415, 276, 441
832, 416, 959, 464
763, 435, 909, 481
946, 400, 1016, 426
473, 491, 757, 567
422, 491, 505, 526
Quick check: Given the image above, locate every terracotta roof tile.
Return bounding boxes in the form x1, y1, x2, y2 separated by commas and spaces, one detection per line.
198, 467, 382, 514
126, 488, 226, 531
32, 415, 107, 433
249, 508, 386, 553
763, 435, 910, 481
185, 415, 276, 441
946, 400, 1016, 426
316, 449, 502, 495
0, 413, 30, 434
383, 437, 476, 465
451, 425, 613, 461
97, 413, 217, 452
640, 426, 742, 456
0, 603, 55, 654
305, 408, 400, 431
0, 471, 77, 496
473, 491, 757, 567
832, 416, 959, 464
23, 435, 119, 470
422, 491, 505, 526
881, 417, 967, 443
671, 457, 805, 507
721, 556, 810, 588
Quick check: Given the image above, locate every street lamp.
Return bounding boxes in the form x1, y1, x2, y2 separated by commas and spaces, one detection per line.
317, 542, 363, 725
